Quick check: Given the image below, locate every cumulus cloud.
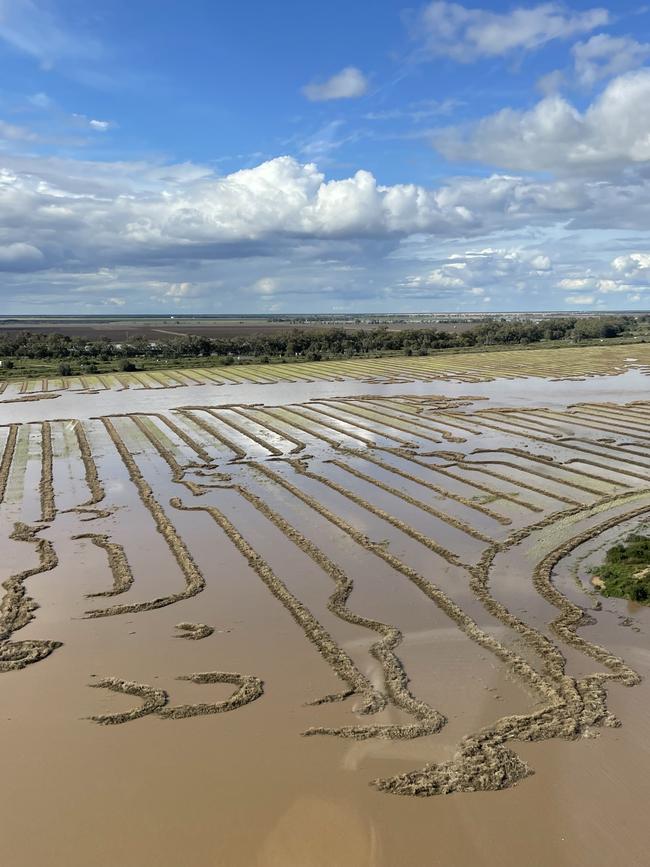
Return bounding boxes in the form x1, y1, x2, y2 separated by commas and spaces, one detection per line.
89, 119, 111, 131
410, 1, 608, 62
612, 252, 650, 275
557, 268, 648, 300
3, 150, 650, 318
302, 67, 368, 101
557, 277, 591, 289
398, 247, 554, 299
572, 34, 650, 87
434, 70, 650, 173
0, 154, 489, 272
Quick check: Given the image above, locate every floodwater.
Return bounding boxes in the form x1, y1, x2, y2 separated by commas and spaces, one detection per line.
0, 369, 649, 867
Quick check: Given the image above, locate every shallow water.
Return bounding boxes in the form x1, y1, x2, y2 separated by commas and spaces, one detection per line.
1, 369, 649, 866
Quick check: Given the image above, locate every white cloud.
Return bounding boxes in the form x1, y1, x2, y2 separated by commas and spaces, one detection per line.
3, 150, 650, 316
572, 34, 650, 87
557, 270, 647, 298
596, 278, 635, 293
530, 253, 551, 271
72, 113, 113, 131
434, 70, 650, 173
411, 1, 608, 62
557, 277, 590, 289
565, 293, 595, 304
612, 252, 650, 275
247, 277, 279, 295
144, 280, 211, 305
302, 67, 368, 101
398, 247, 554, 299
405, 268, 466, 290
162, 282, 206, 298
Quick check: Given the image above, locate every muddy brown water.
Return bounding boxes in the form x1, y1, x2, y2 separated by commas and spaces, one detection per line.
1, 371, 649, 867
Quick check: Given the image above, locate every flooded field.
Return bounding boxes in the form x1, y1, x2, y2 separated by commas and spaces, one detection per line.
3, 340, 650, 398
1, 355, 649, 866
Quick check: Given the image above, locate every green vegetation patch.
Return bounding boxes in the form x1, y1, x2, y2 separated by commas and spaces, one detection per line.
591, 532, 650, 603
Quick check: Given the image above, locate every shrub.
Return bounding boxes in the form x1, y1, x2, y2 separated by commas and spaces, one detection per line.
592, 532, 650, 603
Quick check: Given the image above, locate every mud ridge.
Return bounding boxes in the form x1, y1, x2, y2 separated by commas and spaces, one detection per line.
376, 492, 650, 796
72, 534, 134, 598
382, 447, 542, 512
171, 496, 386, 718
234, 481, 444, 740
72, 421, 105, 507
39, 421, 55, 522
0, 425, 18, 504
329, 457, 494, 544
286, 459, 466, 567
158, 672, 264, 718
177, 410, 246, 459
232, 407, 305, 454
175, 622, 214, 640
0, 522, 61, 671
343, 449, 511, 525
88, 677, 168, 724
91, 419, 205, 615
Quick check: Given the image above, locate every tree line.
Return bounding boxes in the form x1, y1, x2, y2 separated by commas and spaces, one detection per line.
0, 315, 638, 365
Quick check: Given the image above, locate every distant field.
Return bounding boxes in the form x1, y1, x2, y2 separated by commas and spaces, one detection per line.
0, 316, 478, 339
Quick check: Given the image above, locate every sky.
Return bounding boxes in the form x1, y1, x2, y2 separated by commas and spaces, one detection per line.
1, 1, 650, 314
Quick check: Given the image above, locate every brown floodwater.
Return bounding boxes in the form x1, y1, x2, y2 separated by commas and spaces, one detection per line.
1, 371, 649, 867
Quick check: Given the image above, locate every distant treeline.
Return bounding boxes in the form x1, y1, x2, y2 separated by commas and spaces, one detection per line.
0, 315, 639, 363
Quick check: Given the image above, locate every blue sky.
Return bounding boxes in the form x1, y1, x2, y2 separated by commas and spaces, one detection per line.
1, 0, 650, 313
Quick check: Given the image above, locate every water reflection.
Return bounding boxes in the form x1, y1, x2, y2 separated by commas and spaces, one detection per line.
258, 796, 380, 867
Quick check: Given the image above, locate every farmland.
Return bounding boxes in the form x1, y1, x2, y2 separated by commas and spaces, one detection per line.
1, 346, 649, 866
